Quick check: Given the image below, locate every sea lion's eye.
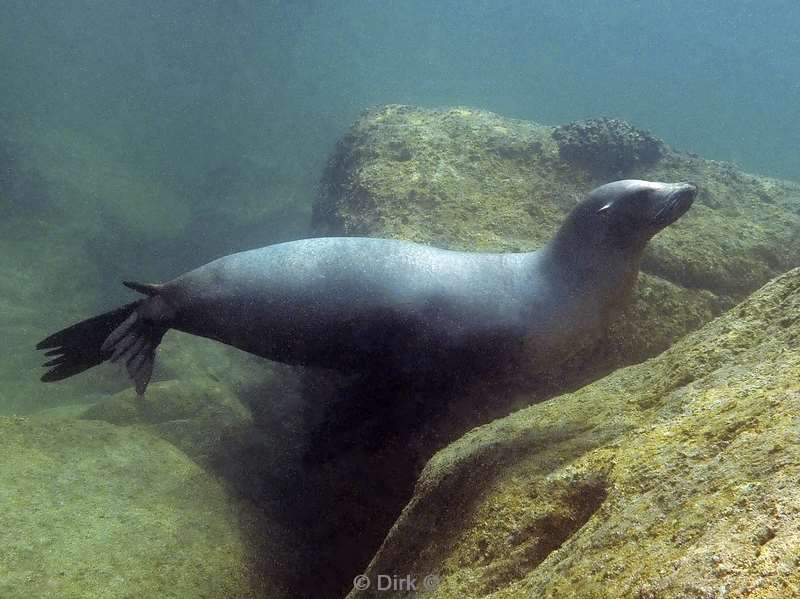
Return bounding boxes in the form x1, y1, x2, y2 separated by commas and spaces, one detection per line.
597, 203, 612, 217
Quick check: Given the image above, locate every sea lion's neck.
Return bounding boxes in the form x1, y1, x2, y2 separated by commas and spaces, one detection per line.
538, 234, 642, 305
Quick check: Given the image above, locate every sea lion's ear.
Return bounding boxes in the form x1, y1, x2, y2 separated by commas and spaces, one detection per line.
597, 203, 612, 215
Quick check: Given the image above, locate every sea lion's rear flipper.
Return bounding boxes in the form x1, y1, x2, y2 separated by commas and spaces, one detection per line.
37, 283, 170, 395
100, 307, 167, 395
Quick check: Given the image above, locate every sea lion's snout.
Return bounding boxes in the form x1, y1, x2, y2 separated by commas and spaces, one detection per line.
652, 181, 697, 228
567, 179, 697, 251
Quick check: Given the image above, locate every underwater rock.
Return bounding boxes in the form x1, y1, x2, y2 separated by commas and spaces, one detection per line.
76, 346, 314, 597
0, 414, 278, 598
314, 105, 800, 371
552, 117, 665, 177
349, 267, 800, 598
306, 105, 800, 595
81, 378, 254, 465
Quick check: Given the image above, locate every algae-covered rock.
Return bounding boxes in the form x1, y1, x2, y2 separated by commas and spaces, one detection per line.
314, 105, 800, 372
552, 117, 665, 177
81, 377, 254, 465
0, 415, 280, 598
75, 355, 315, 598
306, 106, 800, 595
350, 267, 800, 598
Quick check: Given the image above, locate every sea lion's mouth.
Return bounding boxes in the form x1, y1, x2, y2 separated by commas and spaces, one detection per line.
652, 183, 697, 227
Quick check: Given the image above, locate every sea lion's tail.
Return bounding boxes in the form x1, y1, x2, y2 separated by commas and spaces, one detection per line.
36, 282, 170, 395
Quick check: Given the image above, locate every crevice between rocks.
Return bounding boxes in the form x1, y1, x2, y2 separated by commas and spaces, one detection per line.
478, 476, 609, 594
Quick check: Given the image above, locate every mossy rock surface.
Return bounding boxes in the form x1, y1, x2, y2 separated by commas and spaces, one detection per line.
310, 106, 800, 595
551, 117, 665, 177
349, 267, 800, 599
0, 415, 275, 598
314, 105, 800, 372
81, 377, 254, 465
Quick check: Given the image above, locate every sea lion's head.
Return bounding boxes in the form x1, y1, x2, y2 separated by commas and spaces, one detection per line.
558, 179, 697, 254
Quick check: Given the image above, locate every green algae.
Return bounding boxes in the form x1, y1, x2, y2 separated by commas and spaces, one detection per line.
349, 268, 800, 598
311, 107, 800, 596
0, 415, 272, 598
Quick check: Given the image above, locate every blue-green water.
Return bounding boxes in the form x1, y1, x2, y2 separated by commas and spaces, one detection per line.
2, 2, 799, 597
3, 1, 799, 203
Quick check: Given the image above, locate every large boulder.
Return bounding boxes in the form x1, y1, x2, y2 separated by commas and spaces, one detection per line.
76, 347, 314, 597
0, 413, 289, 598
304, 106, 800, 596
350, 267, 800, 598
313, 105, 800, 378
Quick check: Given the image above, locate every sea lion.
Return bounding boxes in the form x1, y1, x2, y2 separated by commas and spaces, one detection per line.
37, 179, 696, 394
